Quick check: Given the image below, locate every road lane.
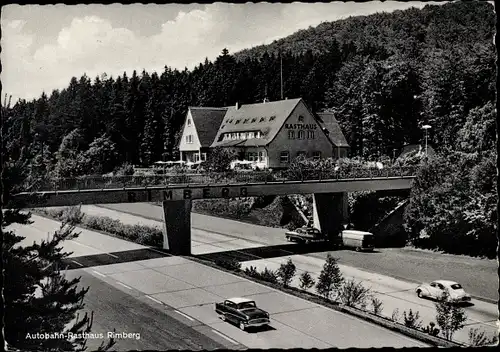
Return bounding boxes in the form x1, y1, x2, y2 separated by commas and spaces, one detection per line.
10, 214, 428, 348
86, 204, 498, 345
99, 203, 497, 302
63, 269, 227, 351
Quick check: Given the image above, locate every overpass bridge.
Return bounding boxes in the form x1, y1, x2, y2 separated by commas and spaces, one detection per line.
13, 167, 417, 255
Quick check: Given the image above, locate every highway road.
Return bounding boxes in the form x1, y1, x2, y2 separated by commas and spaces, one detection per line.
9, 214, 428, 348
89, 203, 498, 345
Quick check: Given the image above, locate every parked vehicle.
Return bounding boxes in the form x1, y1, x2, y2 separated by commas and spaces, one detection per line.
416, 280, 471, 303
215, 297, 270, 330
285, 226, 326, 244
340, 230, 375, 251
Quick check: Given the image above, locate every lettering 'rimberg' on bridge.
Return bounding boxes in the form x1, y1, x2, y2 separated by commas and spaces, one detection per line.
163, 190, 173, 200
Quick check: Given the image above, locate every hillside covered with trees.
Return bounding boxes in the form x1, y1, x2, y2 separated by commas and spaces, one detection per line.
2, 1, 496, 257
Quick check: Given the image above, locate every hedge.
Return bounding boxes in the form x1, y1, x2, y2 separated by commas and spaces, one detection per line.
36, 207, 162, 247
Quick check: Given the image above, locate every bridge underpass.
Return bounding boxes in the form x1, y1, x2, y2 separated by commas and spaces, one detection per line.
13, 173, 415, 255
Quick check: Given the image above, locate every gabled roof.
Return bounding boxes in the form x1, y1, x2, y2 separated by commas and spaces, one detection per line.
211, 98, 302, 148
188, 107, 228, 147
316, 112, 350, 148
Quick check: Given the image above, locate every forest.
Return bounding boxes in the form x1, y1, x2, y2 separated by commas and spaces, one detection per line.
2, 1, 496, 257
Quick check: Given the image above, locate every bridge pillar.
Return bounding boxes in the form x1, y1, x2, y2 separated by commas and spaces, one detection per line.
162, 200, 192, 255
313, 192, 348, 239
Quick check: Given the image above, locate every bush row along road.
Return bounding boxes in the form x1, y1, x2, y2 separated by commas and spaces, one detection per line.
9, 215, 426, 349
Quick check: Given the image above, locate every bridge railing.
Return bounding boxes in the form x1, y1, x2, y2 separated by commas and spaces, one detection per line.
28, 166, 417, 192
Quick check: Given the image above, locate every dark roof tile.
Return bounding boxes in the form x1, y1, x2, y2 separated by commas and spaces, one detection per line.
188, 107, 228, 147
316, 112, 350, 148
211, 98, 302, 147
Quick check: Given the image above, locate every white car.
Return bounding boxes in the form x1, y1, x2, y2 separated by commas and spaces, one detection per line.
416, 280, 471, 303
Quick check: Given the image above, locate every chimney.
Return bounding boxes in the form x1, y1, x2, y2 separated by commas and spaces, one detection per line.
235, 102, 239, 110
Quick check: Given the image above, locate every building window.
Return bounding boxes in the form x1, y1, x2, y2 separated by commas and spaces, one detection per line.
231, 133, 236, 139
228, 119, 233, 123
186, 135, 193, 144
269, 115, 276, 121
187, 119, 192, 126
220, 124, 225, 130
313, 151, 321, 160
235, 119, 241, 124
298, 115, 304, 122
288, 130, 295, 139
298, 130, 305, 139
194, 154, 199, 162
201, 153, 207, 161
247, 153, 253, 161
308, 130, 315, 139
256, 131, 261, 138
259, 117, 265, 122
243, 119, 249, 124
259, 151, 264, 162
280, 151, 289, 163
297, 151, 306, 158
251, 118, 257, 123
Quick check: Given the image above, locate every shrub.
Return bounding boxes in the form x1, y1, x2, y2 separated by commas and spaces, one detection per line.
215, 258, 242, 272
391, 308, 400, 322
435, 291, 467, 340
244, 266, 260, 278
370, 297, 384, 315
315, 254, 344, 301
423, 322, 440, 337
403, 309, 423, 329
299, 271, 315, 290
260, 268, 279, 284
338, 278, 372, 308
468, 327, 498, 347
277, 259, 297, 287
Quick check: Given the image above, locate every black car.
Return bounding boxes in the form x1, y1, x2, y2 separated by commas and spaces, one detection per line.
215, 297, 270, 330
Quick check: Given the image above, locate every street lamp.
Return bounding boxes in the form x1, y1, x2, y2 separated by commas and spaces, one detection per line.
422, 124, 431, 158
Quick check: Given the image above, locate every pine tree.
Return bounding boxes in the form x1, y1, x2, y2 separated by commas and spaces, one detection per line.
315, 254, 344, 300
2, 162, 114, 351
276, 258, 297, 287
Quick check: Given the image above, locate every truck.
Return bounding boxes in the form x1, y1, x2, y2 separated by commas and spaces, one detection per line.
215, 297, 270, 331
340, 230, 375, 252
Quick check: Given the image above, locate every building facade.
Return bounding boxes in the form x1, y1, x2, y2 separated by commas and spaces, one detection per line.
210, 98, 349, 169
178, 107, 228, 163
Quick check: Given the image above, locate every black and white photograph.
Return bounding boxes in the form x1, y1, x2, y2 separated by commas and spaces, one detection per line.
1, 1, 497, 350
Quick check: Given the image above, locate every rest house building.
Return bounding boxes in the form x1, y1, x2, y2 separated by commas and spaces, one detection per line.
179, 98, 349, 169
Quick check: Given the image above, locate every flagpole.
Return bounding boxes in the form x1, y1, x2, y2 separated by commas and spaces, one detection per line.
280, 51, 284, 100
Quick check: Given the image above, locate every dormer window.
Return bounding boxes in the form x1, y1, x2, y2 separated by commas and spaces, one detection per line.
243, 119, 249, 123
251, 118, 257, 123
269, 116, 276, 121
259, 117, 265, 122
220, 124, 225, 129
235, 119, 241, 124
298, 115, 304, 122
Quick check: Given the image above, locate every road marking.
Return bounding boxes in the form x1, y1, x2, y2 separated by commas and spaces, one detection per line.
147, 247, 168, 255
70, 260, 84, 267
174, 310, 195, 321
211, 329, 238, 344
116, 282, 132, 290
106, 252, 119, 259
72, 241, 99, 250
145, 295, 163, 305
92, 270, 106, 278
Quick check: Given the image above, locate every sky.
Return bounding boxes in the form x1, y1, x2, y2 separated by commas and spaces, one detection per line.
2, 1, 445, 102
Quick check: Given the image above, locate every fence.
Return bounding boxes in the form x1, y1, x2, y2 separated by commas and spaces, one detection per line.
27, 166, 418, 192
